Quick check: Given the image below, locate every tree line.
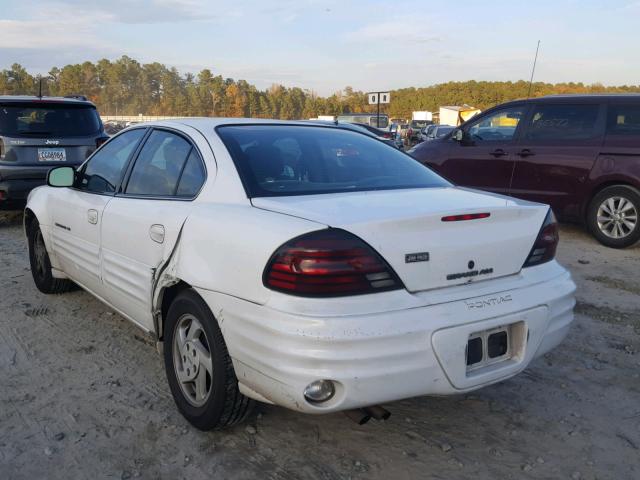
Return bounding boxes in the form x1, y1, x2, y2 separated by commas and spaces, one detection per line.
2, 56, 639, 120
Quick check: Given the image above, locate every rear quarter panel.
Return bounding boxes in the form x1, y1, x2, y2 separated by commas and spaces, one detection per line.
174, 204, 325, 305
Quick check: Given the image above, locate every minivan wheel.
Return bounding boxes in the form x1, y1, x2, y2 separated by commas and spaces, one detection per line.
163, 289, 254, 430
27, 219, 75, 294
587, 185, 640, 248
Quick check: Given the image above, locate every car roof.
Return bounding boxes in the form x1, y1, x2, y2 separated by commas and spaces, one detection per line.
146, 117, 361, 130
494, 93, 640, 109
0, 95, 96, 106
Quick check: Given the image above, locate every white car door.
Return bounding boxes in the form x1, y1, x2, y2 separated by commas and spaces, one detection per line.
100, 128, 207, 332
48, 128, 147, 295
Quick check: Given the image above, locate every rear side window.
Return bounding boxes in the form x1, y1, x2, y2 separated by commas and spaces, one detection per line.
78, 129, 145, 194
604, 104, 640, 147
125, 130, 202, 197
176, 150, 206, 197
524, 104, 600, 142
217, 125, 449, 198
0, 103, 101, 137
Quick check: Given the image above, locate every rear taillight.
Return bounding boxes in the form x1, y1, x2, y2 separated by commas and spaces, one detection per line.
263, 229, 403, 297
523, 209, 559, 268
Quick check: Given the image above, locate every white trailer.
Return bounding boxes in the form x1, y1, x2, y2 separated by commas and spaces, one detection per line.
412, 111, 433, 121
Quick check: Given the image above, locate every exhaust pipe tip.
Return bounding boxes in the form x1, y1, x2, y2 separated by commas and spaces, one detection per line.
363, 405, 391, 421
344, 409, 371, 425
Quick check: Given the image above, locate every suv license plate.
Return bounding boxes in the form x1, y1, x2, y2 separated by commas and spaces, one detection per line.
38, 148, 66, 162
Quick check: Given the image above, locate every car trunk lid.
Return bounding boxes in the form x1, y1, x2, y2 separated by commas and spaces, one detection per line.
252, 187, 548, 292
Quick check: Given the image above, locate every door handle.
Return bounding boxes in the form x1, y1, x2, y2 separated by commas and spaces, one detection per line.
149, 224, 165, 244
489, 149, 508, 157
517, 149, 535, 158
87, 209, 98, 225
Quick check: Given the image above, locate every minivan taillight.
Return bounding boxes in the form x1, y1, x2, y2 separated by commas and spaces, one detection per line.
523, 209, 559, 268
263, 229, 403, 297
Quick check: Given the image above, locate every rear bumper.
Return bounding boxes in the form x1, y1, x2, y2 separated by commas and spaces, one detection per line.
0, 164, 57, 208
196, 262, 576, 414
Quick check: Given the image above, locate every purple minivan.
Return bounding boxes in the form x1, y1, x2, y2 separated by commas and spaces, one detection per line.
409, 94, 640, 248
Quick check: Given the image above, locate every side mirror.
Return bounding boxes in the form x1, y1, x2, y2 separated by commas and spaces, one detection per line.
452, 129, 464, 142
47, 166, 75, 187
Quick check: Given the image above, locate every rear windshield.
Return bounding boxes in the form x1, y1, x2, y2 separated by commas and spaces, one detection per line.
217, 125, 449, 197
0, 103, 101, 137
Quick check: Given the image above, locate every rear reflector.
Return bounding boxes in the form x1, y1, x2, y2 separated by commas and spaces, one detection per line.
442, 213, 491, 222
263, 229, 403, 297
523, 209, 559, 268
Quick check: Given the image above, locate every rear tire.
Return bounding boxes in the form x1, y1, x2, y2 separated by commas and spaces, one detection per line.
163, 289, 254, 430
587, 185, 640, 248
27, 219, 75, 294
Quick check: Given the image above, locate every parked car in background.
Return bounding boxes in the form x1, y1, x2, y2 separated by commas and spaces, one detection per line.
351, 122, 403, 149
419, 124, 436, 142
409, 94, 640, 248
104, 120, 127, 136
408, 119, 431, 143
310, 120, 400, 149
336, 113, 389, 129
26, 119, 575, 430
0, 95, 107, 209
425, 125, 455, 141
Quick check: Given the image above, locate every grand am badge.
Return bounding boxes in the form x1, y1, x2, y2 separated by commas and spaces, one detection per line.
405, 252, 430, 263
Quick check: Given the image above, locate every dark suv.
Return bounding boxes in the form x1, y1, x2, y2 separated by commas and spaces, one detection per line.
0, 95, 107, 209
409, 94, 640, 248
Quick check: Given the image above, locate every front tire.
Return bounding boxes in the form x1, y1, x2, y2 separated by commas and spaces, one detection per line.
27, 219, 75, 294
587, 185, 640, 248
163, 289, 253, 430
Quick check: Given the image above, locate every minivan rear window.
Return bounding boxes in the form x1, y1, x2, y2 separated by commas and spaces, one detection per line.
217, 125, 449, 197
0, 103, 101, 137
606, 105, 640, 136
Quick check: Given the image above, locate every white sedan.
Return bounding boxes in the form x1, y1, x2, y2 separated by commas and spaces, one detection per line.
24, 119, 576, 430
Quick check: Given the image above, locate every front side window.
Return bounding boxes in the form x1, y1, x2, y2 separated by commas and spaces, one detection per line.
77, 128, 145, 194
125, 130, 194, 196
465, 107, 526, 143
524, 104, 600, 142
217, 125, 449, 197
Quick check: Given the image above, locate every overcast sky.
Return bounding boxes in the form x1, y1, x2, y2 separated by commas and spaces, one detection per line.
0, 0, 639, 95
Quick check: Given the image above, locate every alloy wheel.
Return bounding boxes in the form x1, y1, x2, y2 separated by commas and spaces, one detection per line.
596, 196, 638, 239
172, 313, 213, 407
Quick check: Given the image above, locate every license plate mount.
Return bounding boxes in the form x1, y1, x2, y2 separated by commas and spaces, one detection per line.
37, 148, 66, 162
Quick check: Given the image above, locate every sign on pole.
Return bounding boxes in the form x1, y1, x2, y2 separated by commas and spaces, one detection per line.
368, 92, 390, 105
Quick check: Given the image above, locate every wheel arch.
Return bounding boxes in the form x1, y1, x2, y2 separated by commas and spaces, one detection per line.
156, 279, 192, 341
583, 180, 640, 221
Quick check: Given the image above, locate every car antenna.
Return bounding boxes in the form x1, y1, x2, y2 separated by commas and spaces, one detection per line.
527, 40, 541, 98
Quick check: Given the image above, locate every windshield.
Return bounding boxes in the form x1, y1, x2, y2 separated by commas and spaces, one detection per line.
0, 103, 101, 137
411, 120, 429, 129
217, 125, 449, 198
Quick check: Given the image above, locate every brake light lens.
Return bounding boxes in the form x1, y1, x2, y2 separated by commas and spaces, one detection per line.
442, 212, 490, 222
523, 209, 559, 268
263, 229, 403, 297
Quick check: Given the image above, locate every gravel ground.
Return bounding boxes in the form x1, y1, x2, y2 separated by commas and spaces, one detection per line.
0, 211, 639, 480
